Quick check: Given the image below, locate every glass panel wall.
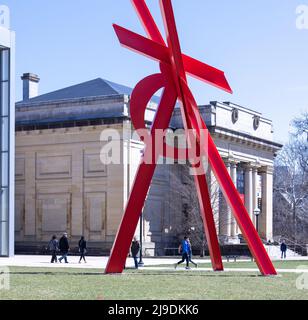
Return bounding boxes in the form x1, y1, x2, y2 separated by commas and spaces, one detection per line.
0, 48, 10, 256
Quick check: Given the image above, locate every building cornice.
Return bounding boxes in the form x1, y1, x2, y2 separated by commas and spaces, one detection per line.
16, 93, 129, 110
209, 126, 283, 151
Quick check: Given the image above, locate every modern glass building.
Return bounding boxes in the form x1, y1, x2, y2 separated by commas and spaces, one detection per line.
0, 5, 15, 257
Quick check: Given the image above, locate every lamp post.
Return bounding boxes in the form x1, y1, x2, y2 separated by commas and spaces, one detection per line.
138, 145, 145, 267
253, 208, 261, 234
138, 212, 144, 267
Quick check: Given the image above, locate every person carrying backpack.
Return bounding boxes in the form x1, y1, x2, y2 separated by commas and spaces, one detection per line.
48, 235, 59, 263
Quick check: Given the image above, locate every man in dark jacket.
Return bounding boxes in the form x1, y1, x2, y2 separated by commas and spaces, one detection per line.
78, 236, 87, 263
131, 237, 140, 269
59, 232, 70, 263
280, 241, 287, 259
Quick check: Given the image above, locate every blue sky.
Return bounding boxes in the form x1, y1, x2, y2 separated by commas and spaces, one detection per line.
3, 0, 308, 143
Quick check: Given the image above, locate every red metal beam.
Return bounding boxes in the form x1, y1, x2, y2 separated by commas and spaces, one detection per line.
105, 0, 277, 276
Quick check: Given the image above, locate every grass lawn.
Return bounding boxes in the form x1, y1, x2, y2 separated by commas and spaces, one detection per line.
0, 261, 308, 300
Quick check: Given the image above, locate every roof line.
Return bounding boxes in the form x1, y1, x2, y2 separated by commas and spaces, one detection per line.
16, 93, 128, 108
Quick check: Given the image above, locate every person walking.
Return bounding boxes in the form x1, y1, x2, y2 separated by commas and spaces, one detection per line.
48, 235, 59, 263
59, 232, 70, 263
187, 238, 198, 268
78, 236, 87, 263
175, 236, 190, 269
131, 236, 140, 269
280, 241, 287, 259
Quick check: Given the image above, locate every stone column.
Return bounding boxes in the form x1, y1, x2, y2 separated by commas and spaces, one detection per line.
24, 151, 36, 239
236, 166, 244, 235
244, 164, 253, 221
230, 162, 238, 237
71, 147, 84, 239
259, 167, 274, 241
252, 167, 259, 226
219, 160, 231, 237
208, 168, 220, 233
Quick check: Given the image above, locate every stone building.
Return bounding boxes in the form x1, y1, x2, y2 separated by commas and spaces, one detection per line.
0, 5, 15, 257
171, 102, 282, 246
15, 75, 282, 254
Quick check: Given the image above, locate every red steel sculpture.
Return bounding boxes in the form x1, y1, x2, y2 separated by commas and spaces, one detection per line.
105, 0, 277, 276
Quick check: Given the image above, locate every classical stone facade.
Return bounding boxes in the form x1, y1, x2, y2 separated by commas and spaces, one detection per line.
171, 102, 282, 244
15, 77, 282, 254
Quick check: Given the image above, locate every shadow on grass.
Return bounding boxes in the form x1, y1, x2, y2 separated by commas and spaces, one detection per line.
7, 272, 104, 276
123, 272, 261, 278
6, 270, 260, 278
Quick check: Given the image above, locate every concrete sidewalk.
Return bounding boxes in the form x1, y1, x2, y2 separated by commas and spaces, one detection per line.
0, 255, 208, 269
0, 255, 307, 273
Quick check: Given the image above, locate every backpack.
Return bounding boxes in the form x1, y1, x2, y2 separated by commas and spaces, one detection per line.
48, 239, 58, 251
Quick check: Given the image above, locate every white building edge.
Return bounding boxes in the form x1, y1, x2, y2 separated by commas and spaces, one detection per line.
0, 5, 15, 257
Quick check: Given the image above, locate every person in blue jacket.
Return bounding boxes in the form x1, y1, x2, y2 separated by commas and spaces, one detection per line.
175, 236, 191, 269
187, 238, 198, 268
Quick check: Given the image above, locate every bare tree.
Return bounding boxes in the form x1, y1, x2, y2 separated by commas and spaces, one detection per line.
292, 112, 308, 141
168, 163, 227, 254
291, 112, 308, 173
274, 112, 308, 243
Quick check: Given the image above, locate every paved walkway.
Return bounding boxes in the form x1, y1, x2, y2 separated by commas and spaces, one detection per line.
0, 255, 207, 269
0, 255, 307, 274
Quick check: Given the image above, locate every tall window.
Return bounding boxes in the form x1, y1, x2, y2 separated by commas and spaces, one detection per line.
237, 169, 245, 195
0, 48, 10, 256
